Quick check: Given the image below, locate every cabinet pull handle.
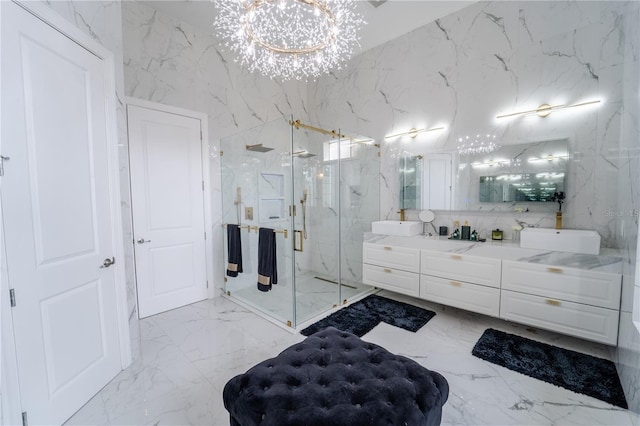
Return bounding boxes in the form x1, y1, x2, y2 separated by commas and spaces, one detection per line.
547, 267, 563, 273
450, 281, 461, 287
545, 299, 561, 306
451, 255, 462, 260
384, 246, 392, 251
383, 268, 392, 273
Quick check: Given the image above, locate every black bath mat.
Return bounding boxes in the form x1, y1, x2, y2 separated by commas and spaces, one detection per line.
472, 328, 628, 409
301, 294, 435, 337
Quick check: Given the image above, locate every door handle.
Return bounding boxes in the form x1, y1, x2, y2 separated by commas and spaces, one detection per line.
100, 257, 115, 268
137, 238, 151, 244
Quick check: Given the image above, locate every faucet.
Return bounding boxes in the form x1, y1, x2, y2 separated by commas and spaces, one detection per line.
550, 191, 565, 230
397, 208, 406, 221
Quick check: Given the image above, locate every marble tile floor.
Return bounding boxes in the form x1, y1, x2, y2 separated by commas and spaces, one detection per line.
230, 272, 371, 325
65, 290, 640, 426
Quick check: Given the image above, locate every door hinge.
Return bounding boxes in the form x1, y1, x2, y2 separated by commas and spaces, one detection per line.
202, 181, 205, 191
0, 155, 10, 177
9, 289, 16, 307
204, 232, 207, 240
206, 280, 209, 288
22, 411, 28, 426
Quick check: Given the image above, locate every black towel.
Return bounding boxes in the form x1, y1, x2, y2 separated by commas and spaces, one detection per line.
226, 224, 243, 277
257, 227, 277, 292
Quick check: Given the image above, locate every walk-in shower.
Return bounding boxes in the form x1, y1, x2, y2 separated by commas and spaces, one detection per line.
220, 116, 380, 328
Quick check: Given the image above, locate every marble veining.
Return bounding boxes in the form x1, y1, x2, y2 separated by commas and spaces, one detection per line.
520, 251, 624, 270
119, 0, 639, 416
365, 232, 623, 274
64, 293, 640, 425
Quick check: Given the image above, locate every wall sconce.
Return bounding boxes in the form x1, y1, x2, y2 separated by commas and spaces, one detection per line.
384, 126, 445, 140
496, 100, 600, 119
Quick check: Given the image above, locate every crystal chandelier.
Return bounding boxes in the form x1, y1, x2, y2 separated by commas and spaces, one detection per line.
213, 0, 365, 81
457, 134, 500, 156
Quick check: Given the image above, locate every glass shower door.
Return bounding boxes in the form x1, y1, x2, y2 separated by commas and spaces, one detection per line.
290, 120, 341, 324
338, 129, 379, 298
220, 117, 295, 326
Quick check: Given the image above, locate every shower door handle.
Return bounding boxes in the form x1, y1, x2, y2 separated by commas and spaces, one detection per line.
294, 230, 303, 252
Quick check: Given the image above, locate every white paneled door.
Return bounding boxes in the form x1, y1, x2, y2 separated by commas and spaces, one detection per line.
127, 104, 208, 318
1, 2, 123, 425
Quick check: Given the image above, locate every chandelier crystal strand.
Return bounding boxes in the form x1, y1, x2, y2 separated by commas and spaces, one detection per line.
457, 134, 500, 156
213, 0, 364, 81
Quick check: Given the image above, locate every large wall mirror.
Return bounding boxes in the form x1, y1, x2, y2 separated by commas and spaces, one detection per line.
399, 139, 569, 211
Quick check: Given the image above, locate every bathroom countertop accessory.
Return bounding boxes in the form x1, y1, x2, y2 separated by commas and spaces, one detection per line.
491, 229, 503, 241
461, 221, 471, 240
418, 209, 438, 236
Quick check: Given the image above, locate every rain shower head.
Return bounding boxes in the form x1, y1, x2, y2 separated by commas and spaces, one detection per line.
292, 150, 316, 158
246, 144, 274, 153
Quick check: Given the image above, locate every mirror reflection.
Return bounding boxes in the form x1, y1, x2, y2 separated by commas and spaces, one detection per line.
399, 155, 421, 209
400, 139, 569, 211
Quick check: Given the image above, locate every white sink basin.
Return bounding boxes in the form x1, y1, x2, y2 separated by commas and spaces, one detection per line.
520, 228, 601, 255
372, 220, 423, 237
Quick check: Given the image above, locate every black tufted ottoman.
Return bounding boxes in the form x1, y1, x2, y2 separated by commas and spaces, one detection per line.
223, 326, 449, 426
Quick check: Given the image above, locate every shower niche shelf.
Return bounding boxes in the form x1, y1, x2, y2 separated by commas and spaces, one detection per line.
259, 172, 285, 222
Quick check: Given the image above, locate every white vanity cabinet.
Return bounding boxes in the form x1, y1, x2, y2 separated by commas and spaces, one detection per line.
362, 243, 420, 297
362, 236, 623, 345
501, 261, 622, 345
419, 250, 501, 317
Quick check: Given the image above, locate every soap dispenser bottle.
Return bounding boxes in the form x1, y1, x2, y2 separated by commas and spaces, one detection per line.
451, 220, 460, 240
461, 221, 471, 240
470, 230, 478, 241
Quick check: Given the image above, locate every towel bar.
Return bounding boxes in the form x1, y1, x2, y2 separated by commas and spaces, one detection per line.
223, 223, 288, 238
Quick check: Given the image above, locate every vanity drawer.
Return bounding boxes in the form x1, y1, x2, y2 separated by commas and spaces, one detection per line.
421, 250, 501, 287
363, 243, 420, 273
502, 261, 622, 310
420, 274, 500, 317
500, 290, 619, 345
363, 264, 419, 297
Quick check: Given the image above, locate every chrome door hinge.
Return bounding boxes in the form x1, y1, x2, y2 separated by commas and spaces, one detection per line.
202, 181, 205, 191
9, 289, 16, 307
204, 232, 207, 240
22, 411, 28, 426
206, 280, 209, 288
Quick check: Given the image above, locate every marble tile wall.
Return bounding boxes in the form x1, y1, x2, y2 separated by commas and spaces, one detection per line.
121, 1, 309, 306
118, 0, 640, 414
310, 0, 640, 413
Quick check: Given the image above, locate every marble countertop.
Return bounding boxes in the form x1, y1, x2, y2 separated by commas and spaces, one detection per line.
364, 233, 623, 274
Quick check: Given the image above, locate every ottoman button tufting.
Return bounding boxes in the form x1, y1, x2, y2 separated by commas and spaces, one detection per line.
223, 327, 448, 426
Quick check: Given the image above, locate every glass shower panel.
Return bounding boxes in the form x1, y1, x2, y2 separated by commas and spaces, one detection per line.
290, 120, 341, 324
220, 117, 295, 326
338, 130, 378, 300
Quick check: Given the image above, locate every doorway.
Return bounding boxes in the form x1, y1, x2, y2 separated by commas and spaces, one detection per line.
126, 99, 213, 318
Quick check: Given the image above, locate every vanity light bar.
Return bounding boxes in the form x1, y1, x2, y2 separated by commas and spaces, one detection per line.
384, 126, 445, 140
527, 154, 569, 163
496, 100, 601, 119
471, 159, 511, 168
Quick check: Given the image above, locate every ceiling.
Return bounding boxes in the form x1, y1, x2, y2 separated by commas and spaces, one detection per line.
139, 1, 475, 54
